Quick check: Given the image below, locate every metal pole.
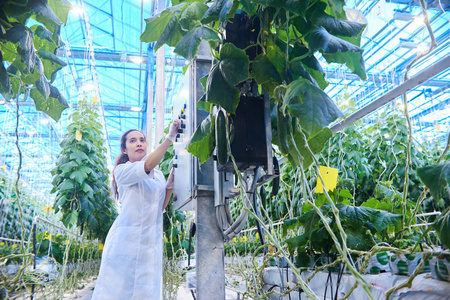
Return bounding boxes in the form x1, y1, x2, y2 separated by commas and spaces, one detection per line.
154, 0, 166, 146
31, 222, 36, 300
330, 54, 450, 133
146, 44, 155, 149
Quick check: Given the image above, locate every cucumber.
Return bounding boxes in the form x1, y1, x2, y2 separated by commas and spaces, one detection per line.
215, 110, 228, 165
277, 103, 290, 156
259, 186, 267, 209
272, 156, 280, 196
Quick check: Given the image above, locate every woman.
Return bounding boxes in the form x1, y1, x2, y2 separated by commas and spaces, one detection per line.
92, 119, 181, 300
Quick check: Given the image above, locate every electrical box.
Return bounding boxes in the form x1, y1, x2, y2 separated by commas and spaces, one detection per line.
172, 72, 194, 211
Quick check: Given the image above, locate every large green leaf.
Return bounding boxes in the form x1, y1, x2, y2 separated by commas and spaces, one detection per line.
251, 53, 282, 95
28, 0, 62, 32
31, 25, 59, 54
298, 209, 322, 237
36, 49, 66, 81
63, 210, 78, 227
1, 24, 35, 73
290, 60, 319, 88
282, 77, 344, 136
290, 126, 333, 168
174, 25, 220, 61
140, 4, 186, 43
60, 161, 78, 174
186, 115, 216, 164
57, 179, 74, 191
337, 204, 378, 229
69, 150, 90, 163
435, 209, 450, 249
251, 0, 310, 17
309, 27, 363, 53
323, 50, 366, 80
371, 210, 402, 233
70, 170, 88, 185
30, 85, 68, 121
155, 9, 187, 50
314, 13, 366, 37
48, 0, 72, 25
179, 2, 209, 31
201, 0, 234, 23
285, 234, 308, 256
345, 227, 375, 251
417, 162, 450, 201
323, 0, 346, 19
206, 43, 249, 113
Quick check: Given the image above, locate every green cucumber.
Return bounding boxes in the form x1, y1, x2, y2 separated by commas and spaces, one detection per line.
277, 103, 290, 156
272, 156, 280, 196
259, 186, 267, 209
215, 110, 228, 165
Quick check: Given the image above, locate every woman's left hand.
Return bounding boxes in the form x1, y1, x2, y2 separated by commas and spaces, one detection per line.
166, 168, 174, 190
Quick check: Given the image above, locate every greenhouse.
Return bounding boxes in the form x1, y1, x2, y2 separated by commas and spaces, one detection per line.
0, 0, 449, 299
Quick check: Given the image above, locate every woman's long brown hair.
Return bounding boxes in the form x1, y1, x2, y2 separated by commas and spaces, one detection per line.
111, 129, 145, 199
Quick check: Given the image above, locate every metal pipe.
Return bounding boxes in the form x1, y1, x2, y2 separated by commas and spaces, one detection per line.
331, 54, 450, 133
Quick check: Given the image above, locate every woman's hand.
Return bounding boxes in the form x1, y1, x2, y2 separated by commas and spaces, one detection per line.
166, 119, 182, 142
165, 168, 174, 190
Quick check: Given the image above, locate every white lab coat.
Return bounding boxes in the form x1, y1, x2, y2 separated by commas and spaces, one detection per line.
92, 157, 166, 300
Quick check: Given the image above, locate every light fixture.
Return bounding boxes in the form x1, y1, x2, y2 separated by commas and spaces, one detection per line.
70, 5, 86, 16
0, 99, 5, 105
40, 118, 50, 125
130, 106, 142, 112
393, 12, 413, 21
129, 56, 144, 64
81, 82, 96, 92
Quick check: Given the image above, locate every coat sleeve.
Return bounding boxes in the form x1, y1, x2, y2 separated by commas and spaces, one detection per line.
114, 161, 155, 187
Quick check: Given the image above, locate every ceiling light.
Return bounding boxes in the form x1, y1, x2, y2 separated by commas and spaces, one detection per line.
130, 107, 142, 112
40, 118, 50, 125
0, 99, 5, 105
393, 12, 413, 21
70, 5, 86, 16
129, 56, 144, 64
81, 82, 97, 92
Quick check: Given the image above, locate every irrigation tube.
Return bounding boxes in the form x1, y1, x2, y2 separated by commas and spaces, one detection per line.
330, 54, 450, 133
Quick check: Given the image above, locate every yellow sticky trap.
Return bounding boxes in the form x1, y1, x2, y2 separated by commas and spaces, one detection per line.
1, 165, 6, 170
315, 166, 339, 194
435, 124, 440, 131
76, 130, 82, 141
92, 96, 98, 105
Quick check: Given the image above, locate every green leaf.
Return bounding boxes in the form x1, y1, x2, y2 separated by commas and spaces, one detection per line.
314, 13, 366, 37
36, 49, 67, 82
29, 0, 62, 32
251, 53, 282, 95
155, 9, 187, 50
63, 210, 78, 227
298, 209, 321, 237
57, 179, 74, 192
70, 171, 88, 184
48, 0, 72, 25
60, 161, 78, 174
417, 162, 450, 201
82, 182, 95, 198
285, 234, 308, 256
197, 96, 213, 113
290, 60, 319, 88
201, 0, 234, 23
323, 0, 346, 19
345, 227, 375, 251
323, 50, 366, 80
371, 210, 401, 233
309, 27, 363, 53
186, 115, 215, 164
69, 150, 89, 163
1, 24, 35, 73
337, 204, 378, 229
30, 85, 68, 121
174, 25, 220, 61
282, 77, 344, 136
435, 209, 450, 249
179, 2, 209, 31
140, 4, 186, 43
206, 43, 249, 113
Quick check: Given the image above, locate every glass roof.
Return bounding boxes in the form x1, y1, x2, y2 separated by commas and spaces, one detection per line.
0, 0, 449, 200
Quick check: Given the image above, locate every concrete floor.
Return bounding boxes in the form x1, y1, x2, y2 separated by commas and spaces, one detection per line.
63, 278, 241, 300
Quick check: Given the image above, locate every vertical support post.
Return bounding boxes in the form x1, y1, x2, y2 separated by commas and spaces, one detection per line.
192, 41, 225, 300
31, 222, 36, 300
145, 44, 155, 149
195, 190, 225, 300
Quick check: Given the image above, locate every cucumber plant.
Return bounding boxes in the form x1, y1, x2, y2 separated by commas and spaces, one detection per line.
0, 0, 72, 121
51, 97, 117, 242
140, 0, 366, 167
